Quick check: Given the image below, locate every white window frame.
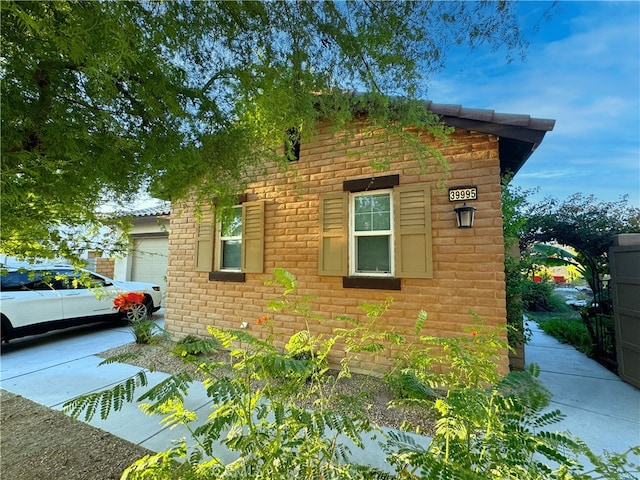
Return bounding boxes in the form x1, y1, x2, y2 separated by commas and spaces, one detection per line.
349, 190, 394, 277
215, 206, 242, 272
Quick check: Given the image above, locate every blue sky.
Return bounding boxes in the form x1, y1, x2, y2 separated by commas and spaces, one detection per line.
427, 1, 640, 208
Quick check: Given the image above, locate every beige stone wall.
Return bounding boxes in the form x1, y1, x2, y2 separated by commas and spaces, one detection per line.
94, 257, 115, 279
165, 124, 508, 374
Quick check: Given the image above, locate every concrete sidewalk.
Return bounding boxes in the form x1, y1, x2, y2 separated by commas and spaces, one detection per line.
1, 312, 639, 470
525, 319, 640, 459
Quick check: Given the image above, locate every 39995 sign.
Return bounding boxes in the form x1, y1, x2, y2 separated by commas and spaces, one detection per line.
448, 186, 478, 202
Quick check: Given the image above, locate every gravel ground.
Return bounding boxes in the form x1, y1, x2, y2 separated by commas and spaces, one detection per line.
98, 340, 437, 433
0, 390, 152, 480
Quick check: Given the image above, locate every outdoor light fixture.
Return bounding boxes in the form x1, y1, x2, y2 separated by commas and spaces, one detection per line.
454, 203, 476, 229
448, 186, 478, 229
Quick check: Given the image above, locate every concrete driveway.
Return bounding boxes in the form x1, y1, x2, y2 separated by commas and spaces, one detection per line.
0, 311, 209, 451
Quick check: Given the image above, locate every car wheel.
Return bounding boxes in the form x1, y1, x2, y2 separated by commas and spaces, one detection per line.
124, 297, 152, 322
1, 315, 11, 343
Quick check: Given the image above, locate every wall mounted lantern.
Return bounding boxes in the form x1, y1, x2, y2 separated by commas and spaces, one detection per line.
449, 185, 478, 229
454, 203, 476, 228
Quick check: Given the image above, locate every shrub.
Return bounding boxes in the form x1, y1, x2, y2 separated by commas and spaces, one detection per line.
382, 317, 638, 479
113, 292, 164, 345
129, 317, 162, 345
522, 280, 571, 312
538, 318, 593, 356
522, 280, 552, 311
171, 335, 221, 359
68, 268, 385, 479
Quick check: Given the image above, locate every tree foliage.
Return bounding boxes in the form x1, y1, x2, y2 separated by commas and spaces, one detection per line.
521, 194, 640, 298
502, 180, 535, 347
1, 0, 541, 262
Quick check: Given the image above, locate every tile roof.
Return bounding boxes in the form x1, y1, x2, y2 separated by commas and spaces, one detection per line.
131, 201, 171, 217
424, 101, 556, 175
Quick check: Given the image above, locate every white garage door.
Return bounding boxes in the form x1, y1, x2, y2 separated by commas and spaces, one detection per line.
131, 236, 168, 295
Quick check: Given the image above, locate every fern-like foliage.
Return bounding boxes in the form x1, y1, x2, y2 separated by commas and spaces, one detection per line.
265, 267, 298, 295
98, 352, 143, 366
140, 398, 199, 431
171, 335, 221, 361
136, 371, 194, 415
385, 370, 439, 401
381, 311, 640, 479
63, 370, 148, 421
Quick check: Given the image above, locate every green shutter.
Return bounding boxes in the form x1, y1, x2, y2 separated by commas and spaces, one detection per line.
194, 211, 215, 272
394, 185, 433, 278
242, 201, 264, 273
318, 192, 348, 276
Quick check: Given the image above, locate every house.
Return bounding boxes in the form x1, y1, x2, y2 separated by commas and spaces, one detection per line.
164, 102, 555, 374
113, 201, 171, 295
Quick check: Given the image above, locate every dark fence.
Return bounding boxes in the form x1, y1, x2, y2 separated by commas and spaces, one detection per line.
582, 309, 617, 372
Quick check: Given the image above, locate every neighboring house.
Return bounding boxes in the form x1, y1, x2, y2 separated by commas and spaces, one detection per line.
113, 201, 170, 295
164, 102, 555, 374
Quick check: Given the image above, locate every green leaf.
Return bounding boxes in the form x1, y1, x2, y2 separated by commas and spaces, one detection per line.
62, 371, 148, 421
136, 372, 193, 414
415, 310, 428, 335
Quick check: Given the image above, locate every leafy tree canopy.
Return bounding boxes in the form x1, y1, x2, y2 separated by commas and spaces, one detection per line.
521, 193, 640, 296
1, 0, 540, 263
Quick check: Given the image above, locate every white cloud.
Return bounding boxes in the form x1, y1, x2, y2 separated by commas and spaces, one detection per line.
517, 168, 587, 180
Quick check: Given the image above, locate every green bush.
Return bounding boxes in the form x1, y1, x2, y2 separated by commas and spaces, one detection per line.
171, 334, 221, 359
522, 280, 571, 313
522, 280, 553, 311
538, 318, 593, 355
129, 317, 162, 345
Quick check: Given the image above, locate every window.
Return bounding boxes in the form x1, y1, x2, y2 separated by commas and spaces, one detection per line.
0, 271, 57, 291
286, 127, 301, 162
60, 271, 109, 289
351, 191, 393, 276
319, 179, 433, 287
194, 200, 265, 279
218, 207, 242, 271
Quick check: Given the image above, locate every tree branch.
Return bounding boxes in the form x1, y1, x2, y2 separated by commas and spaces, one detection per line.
202, 68, 240, 92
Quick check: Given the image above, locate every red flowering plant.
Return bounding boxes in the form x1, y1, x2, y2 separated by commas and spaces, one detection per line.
113, 292, 155, 344
254, 314, 276, 343
113, 292, 146, 313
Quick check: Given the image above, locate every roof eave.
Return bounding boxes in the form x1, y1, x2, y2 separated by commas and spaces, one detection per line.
438, 115, 549, 176
426, 102, 555, 177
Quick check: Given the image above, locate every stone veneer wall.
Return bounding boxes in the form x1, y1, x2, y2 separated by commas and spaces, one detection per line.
165, 123, 508, 374
94, 257, 115, 279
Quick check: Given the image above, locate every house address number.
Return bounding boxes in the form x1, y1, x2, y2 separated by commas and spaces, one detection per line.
448, 186, 478, 202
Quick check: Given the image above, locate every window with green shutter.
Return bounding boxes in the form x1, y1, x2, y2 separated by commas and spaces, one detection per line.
318, 178, 433, 286
194, 200, 265, 280
394, 185, 433, 279
194, 211, 215, 272
241, 201, 265, 274
318, 193, 348, 276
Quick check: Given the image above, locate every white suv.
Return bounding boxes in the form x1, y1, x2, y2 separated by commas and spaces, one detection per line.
0, 266, 162, 343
